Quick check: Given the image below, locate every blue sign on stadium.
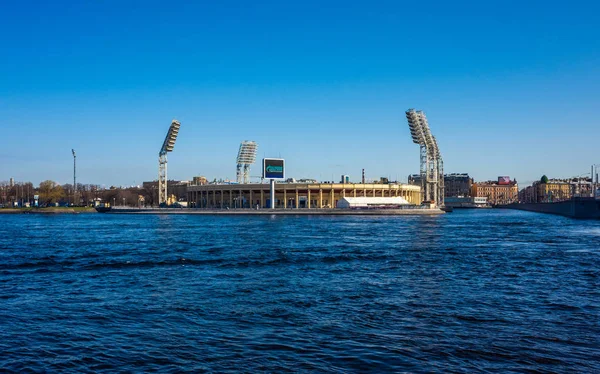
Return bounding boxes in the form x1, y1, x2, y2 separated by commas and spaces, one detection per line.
263, 158, 285, 179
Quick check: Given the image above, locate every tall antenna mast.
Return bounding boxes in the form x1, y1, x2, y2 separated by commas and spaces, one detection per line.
236, 141, 258, 184
158, 120, 181, 206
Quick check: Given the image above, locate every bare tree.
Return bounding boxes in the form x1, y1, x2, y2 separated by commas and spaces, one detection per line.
39, 180, 65, 206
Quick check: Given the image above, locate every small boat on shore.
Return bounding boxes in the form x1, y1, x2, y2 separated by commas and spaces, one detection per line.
95, 203, 112, 213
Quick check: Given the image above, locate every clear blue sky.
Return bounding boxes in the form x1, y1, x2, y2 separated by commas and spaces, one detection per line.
1, 0, 599, 188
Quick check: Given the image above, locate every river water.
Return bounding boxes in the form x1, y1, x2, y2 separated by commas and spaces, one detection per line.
0, 210, 599, 372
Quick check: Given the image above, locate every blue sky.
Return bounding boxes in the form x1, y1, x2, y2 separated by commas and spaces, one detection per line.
1, 0, 599, 187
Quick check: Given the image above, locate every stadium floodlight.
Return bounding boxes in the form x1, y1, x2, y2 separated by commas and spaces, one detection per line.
160, 120, 180, 155
405, 109, 444, 207
406, 109, 426, 145
158, 120, 181, 206
236, 141, 258, 184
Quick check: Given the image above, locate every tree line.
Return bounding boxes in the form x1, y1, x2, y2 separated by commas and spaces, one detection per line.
0, 180, 158, 207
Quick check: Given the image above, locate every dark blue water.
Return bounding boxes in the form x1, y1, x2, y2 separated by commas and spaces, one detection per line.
1, 210, 599, 373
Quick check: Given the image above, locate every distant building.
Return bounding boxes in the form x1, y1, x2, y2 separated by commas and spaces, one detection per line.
519, 177, 593, 203
518, 185, 537, 203
143, 180, 189, 205
192, 176, 208, 185
408, 174, 420, 186
444, 173, 473, 198
409, 173, 473, 198
471, 177, 518, 205
9, 178, 14, 187
541, 182, 573, 202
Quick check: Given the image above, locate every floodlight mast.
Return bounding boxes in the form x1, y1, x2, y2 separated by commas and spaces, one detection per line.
405, 109, 444, 207
236, 141, 258, 184
158, 120, 181, 206
72, 149, 76, 206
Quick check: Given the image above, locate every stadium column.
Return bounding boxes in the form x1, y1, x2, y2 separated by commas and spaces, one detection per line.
229, 190, 233, 208
319, 189, 323, 209
295, 189, 299, 209
260, 190, 264, 209
220, 190, 223, 209
307, 189, 311, 209
283, 188, 287, 208
330, 188, 334, 208
249, 190, 253, 209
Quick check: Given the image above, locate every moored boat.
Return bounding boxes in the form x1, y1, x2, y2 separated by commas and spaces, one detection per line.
95, 203, 112, 213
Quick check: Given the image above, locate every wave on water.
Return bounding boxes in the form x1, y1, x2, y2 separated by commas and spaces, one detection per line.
1, 211, 599, 372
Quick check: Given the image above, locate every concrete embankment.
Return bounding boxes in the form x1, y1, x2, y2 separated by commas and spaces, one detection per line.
499, 198, 600, 219
0, 208, 97, 214
105, 208, 445, 216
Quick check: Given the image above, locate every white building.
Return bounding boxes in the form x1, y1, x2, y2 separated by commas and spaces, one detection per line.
337, 196, 410, 209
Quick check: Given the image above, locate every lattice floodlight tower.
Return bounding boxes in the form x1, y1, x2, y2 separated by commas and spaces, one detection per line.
158, 119, 181, 206
406, 109, 444, 207
236, 141, 258, 184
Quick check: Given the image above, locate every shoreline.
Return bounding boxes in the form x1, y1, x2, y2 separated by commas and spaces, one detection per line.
1, 208, 445, 216
0, 208, 445, 216
104, 208, 445, 216
0, 208, 97, 214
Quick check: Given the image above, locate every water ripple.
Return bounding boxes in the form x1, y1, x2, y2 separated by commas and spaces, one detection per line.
1, 210, 599, 372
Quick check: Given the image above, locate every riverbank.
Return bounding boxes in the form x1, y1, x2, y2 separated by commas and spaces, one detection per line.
498, 197, 600, 219
1, 207, 445, 216
0, 207, 97, 214
103, 207, 445, 216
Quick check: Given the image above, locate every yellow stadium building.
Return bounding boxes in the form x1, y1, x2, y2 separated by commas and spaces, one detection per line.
187, 182, 422, 209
